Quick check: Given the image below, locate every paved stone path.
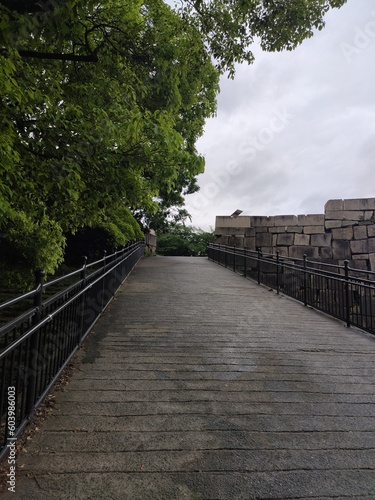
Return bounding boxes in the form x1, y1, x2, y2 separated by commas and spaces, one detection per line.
3, 256, 375, 499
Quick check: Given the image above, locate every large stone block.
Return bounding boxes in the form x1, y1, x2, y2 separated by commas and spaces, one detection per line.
369, 253, 375, 271
289, 246, 319, 259
215, 235, 230, 245
244, 227, 255, 237
353, 225, 367, 240
286, 226, 303, 233
332, 239, 351, 259
298, 214, 325, 226
294, 233, 310, 246
341, 220, 360, 227
311, 233, 332, 247
268, 226, 287, 233
325, 220, 342, 229
228, 236, 244, 247
215, 226, 245, 236
276, 246, 289, 257
325, 210, 364, 221
324, 199, 344, 211
320, 247, 333, 259
368, 226, 375, 238
364, 210, 375, 220
244, 237, 256, 250
303, 226, 325, 234
350, 239, 368, 254
261, 247, 273, 255
251, 216, 275, 227
274, 215, 298, 226
256, 232, 273, 247
343, 198, 375, 211
369, 238, 375, 253
350, 259, 368, 271
277, 233, 295, 246
215, 216, 251, 228
331, 227, 353, 240
352, 253, 369, 260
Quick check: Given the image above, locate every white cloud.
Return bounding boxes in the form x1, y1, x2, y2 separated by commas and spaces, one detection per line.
185, 0, 375, 230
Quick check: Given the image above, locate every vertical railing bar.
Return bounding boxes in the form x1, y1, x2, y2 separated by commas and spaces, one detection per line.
344, 260, 351, 328
25, 270, 45, 416
276, 251, 280, 294
243, 247, 247, 278
257, 248, 262, 285
303, 255, 308, 307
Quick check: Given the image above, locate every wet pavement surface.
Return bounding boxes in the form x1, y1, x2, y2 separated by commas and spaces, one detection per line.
2, 256, 375, 499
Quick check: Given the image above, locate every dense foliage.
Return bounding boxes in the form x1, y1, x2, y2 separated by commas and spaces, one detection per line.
156, 225, 215, 256
0, 0, 346, 288
0, 0, 219, 287
181, 0, 347, 77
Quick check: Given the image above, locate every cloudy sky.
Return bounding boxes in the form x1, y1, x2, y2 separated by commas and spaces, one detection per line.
184, 0, 375, 231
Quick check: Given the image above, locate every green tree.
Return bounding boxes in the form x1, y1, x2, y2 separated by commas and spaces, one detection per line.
156, 225, 214, 256
178, 0, 347, 77
0, 0, 347, 288
0, 0, 219, 287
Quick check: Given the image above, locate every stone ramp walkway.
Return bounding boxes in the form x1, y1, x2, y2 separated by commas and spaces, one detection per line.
2, 256, 375, 499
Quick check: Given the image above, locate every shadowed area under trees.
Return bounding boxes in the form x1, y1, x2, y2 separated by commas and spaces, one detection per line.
0, 0, 346, 289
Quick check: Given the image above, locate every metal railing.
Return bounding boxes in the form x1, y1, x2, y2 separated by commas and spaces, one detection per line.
0, 240, 145, 459
208, 243, 375, 336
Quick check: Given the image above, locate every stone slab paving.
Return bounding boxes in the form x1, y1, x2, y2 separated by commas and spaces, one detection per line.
2, 256, 375, 499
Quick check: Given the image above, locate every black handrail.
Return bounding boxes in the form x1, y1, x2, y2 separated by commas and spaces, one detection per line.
0, 240, 145, 459
208, 243, 375, 336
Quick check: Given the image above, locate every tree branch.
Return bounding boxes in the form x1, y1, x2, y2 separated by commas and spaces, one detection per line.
17, 50, 98, 62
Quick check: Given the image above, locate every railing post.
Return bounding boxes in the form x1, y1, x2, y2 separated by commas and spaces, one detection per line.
26, 270, 45, 415
243, 247, 247, 278
344, 260, 351, 328
303, 254, 308, 306
224, 245, 228, 268
257, 247, 262, 285
233, 245, 236, 272
101, 249, 109, 312
276, 250, 280, 294
79, 257, 88, 339
81, 256, 87, 286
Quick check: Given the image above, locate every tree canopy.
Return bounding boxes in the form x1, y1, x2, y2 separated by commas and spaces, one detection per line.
156, 224, 215, 256
178, 0, 347, 77
0, 0, 347, 287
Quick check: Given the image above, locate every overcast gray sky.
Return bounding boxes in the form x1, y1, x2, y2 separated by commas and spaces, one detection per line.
184, 0, 375, 231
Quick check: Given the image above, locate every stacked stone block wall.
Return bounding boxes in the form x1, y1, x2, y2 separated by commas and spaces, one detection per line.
214, 198, 375, 271
145, 230, 157, 254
